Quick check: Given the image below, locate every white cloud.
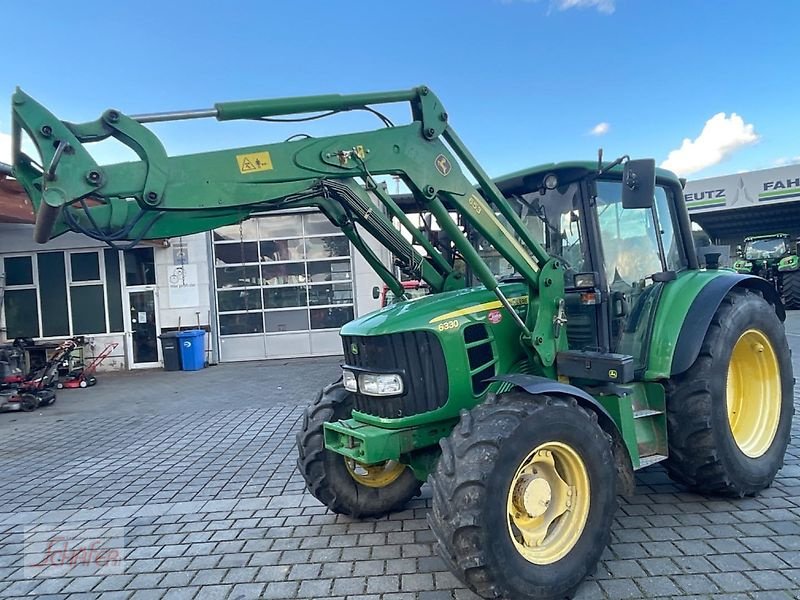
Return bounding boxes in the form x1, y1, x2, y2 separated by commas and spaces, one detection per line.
661, 112, 759, 177
501, 0, 616, 13
589, 122, 610, 136
773, 156, 800, 167
0, 130, 11, 166
553, 0, 615, 13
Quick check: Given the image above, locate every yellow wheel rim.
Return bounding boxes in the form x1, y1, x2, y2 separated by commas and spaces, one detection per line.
506, 442, 590, 565
345, 458, 406, 488
726, 328, 781, 458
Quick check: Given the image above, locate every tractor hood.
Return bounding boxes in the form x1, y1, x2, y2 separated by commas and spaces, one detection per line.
341, 281, 528, 337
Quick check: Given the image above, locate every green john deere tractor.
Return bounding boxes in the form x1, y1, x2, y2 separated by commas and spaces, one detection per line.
734, 233, 800, 309
10, 87, 794, 600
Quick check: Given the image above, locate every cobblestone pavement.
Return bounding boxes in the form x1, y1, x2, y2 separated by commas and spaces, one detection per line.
0, 315, 799, 600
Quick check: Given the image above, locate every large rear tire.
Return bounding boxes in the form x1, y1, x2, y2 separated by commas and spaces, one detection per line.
296, 381, 422, 518
781, 269, 800, 309
429, 393, 617, 600
664, 288, 793, 496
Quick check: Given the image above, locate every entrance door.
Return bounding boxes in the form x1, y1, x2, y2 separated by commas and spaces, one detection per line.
126, 288, 160, 368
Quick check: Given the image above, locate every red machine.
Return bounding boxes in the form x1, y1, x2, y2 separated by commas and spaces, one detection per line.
57, 342, 118, 389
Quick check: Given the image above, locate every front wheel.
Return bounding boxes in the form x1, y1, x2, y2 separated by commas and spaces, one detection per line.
664, 288, 794, 496
296, 382, 422, 518
429, 393, 617, 600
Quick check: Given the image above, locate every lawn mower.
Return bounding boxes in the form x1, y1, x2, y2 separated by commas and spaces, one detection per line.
57, 342, 118, 388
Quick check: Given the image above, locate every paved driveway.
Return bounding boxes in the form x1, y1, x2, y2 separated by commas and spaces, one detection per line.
0, 315, 799, 600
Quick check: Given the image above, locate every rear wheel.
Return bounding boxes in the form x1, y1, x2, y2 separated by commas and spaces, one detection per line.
296, 382, 422, 518
429, 393, 617, 600
19, 394, 38, 412
664, 288, 793, 496
781, 270, 800, 309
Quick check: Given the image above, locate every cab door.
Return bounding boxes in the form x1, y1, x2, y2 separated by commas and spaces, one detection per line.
588, 180, 687, 371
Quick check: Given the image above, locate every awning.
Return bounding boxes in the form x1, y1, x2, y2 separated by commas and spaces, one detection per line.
0, 176, 34, 224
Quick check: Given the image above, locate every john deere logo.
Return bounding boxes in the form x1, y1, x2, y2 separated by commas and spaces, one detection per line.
350, 343, 359, 355
435, 154, 451, 176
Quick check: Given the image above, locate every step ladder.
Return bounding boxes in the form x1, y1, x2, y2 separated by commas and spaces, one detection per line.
630, 386, 668, 468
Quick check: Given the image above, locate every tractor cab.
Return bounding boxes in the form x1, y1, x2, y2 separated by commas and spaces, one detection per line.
494, 161, 693, 378
742, 234, 790, 261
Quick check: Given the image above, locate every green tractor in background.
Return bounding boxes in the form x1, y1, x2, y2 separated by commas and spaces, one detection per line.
734, 233, 800, 309
9, 87, 795, 600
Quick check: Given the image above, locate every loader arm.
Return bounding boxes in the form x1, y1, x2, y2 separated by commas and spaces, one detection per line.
11, 85, 565, 366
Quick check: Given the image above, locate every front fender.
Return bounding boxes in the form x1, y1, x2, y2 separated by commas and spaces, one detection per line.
778, 255, 799, 272
489, 373, 635, 494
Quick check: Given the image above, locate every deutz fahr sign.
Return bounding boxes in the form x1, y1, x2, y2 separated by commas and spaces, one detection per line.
683, 164, 800, 212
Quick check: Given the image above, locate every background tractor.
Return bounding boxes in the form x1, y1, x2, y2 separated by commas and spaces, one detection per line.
734, 233, 800, 309
10, 86, 794, 600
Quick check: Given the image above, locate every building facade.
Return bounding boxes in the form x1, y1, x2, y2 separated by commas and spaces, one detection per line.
0, 210, 387, 370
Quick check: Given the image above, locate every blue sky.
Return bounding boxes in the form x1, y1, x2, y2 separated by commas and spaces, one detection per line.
2, 0, 799, 181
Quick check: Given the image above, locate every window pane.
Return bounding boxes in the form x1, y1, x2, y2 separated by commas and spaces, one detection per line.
311, 306, 353, 330
214, 242, 259, 265
263, 286, 307, 308
105, 249, 125, 333
655, 186, 684, 272
266, 309, 309, 333
304, 213, 340, 235
71, 252, 101, 282
262, 262, 306, 285
217, 289, 263, 312
216, 266, 260, 288
124, 248, 156, 285
213, 220, 258, 242
596, 181, 663, 284
260, 239, 304, 262
308, 260, 351, 282
4, 289, 39, 337
258, 214, 303, 239
219, 313, 264, 335
38, 252, 69, 337
305, 236, 349, 259
4, 256, 33, 286
309, 283, 353, 306
70, 285, 106, 334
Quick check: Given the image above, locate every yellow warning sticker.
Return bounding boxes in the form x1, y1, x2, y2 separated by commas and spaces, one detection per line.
236, 151, 273, 174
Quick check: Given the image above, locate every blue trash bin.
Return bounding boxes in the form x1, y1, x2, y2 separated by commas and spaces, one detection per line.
177, 330, 205, 371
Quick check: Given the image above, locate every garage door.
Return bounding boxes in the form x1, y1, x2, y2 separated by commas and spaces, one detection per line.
213, 212, 354, 361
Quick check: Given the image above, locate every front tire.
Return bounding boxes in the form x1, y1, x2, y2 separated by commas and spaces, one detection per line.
296, 382, 422, 518
664, 288, 793, 496
781, 270, 800, 309
429, 393, 617, 600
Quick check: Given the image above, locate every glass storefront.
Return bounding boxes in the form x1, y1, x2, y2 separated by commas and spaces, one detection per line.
213, 212, 354, 360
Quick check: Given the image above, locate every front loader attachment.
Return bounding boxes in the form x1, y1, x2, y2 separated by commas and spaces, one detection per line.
11, 84, 568, 368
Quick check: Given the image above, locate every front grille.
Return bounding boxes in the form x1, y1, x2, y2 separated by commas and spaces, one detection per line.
342, 331, 448, 418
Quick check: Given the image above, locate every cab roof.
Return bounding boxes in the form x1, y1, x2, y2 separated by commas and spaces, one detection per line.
492, 161, 681, 197
744, 233, 790, 241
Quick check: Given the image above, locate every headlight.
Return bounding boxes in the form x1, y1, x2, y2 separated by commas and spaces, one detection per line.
359, 373, 404, 396
342, 369, 358, 392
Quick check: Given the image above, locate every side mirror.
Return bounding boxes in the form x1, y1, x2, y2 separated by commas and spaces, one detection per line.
736, 244, 743, 257
372, 286, 380, 300
621, 159, 656, 209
